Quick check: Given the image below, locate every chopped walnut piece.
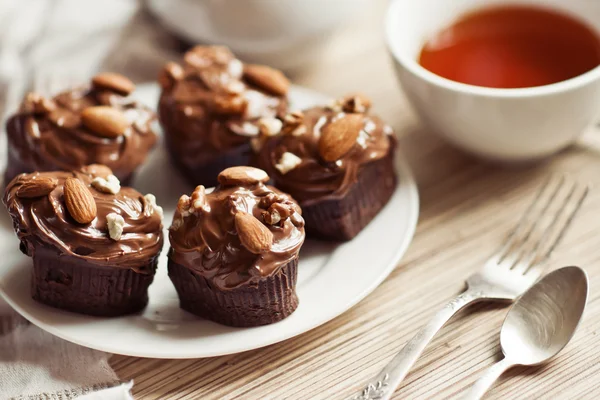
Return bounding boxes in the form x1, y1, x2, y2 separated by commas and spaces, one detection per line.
177, 194, 192, 217
341, 94, 372, 113
107, 213, 125, 240
258, 117, 283, 137
91, 174, 121, 194
190, 186, 206, 211
275, 152, 302, 174
263, 209, 281, 225
144, 194, 164, 219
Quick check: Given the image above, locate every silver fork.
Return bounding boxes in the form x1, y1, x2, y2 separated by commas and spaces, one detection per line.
350, 176, 588, 400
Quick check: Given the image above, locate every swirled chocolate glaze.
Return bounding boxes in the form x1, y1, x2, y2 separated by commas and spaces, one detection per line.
257, 96, 396, 206
5, 74, 158, 184
3, 167, 164, 271
169, 167, 305, 290
158, 46, 288, 169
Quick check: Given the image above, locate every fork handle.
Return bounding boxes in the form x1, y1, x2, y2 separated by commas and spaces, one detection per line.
349, 289, 485, 400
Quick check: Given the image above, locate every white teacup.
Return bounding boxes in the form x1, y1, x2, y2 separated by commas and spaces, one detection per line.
385, 0, 600, 161
148, 0, 368, 71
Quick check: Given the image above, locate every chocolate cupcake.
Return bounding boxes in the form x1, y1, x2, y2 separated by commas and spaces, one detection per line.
3, 166, 164, 316
158, 45, 289, 187
168, 166, 305, 327
5, 73, 158, 186
257, 95, 397, 241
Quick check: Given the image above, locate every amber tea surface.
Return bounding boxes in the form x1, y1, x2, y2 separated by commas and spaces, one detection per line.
419, 5, 600, 88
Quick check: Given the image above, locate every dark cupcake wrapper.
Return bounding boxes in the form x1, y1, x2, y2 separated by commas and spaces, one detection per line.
168, 257, 299, 327
31, 244, 157, 317
301, 150, 397, 241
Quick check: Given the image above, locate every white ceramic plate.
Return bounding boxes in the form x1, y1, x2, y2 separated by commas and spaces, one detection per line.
0, 84, 419, 358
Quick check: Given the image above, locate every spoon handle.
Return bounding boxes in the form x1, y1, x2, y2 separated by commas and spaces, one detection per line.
463, 357, 515, 400
349, 289, 484, 400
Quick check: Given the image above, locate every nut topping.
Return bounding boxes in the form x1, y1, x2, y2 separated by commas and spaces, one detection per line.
213, 94, 247, 115
106, 213, 125, 240
282, 111, 305, 136
263, 209, 281, 225
190, 185, 206, 210
235, 212, 273, 254
20, 92, 56, 115
144, 194, 164, 219
64, 177, 97, 224
16, 177, 58, 198
158, 62, 185, 90
269, 202, 293, 220
177, 194, 192, 217
92, 73, 135, 96
318, 114, 363, 162
91, 174, 121, 194
81, 164, 113, 179
341, 93, 372, 113
81, 106, 129, 138
218, 166, 269, 187
275, 152, 302, 174
243, 64, 290, 96
258, 117, 283, 137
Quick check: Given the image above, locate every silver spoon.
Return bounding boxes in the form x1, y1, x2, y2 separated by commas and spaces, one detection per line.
463, 266, 589, 400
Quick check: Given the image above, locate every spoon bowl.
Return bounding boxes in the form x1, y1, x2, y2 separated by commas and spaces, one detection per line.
464, 266, 589, 400
501, 266, 589, 366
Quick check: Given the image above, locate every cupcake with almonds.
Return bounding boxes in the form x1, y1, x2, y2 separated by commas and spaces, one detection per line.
168, 166, 305, 327
3, 165, 164, 316
4, 73, 158, 185
257, 94, 397, 241
158, 45, 289, 187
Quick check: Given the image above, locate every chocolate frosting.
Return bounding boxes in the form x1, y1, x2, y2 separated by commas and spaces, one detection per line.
158, 46, 288, 168
257, 98, 396, 206
5, 77, 158, 183
168, 167, 305, 290
3, 167, 164, 272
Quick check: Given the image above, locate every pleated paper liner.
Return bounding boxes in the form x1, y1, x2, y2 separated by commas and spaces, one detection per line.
301, 149, 397, 241
31, 244, 158, 317
168, 257, 299, 327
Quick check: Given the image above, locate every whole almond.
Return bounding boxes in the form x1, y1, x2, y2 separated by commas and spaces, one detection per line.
158, 62, 184, 90
235, 212, 273, 254
318, 114, 363, 162
16, 177, 58, 198
80, 164, 113, 179
81, 106, 129, 138
92, 73, 135, 96
218, 166, 269, 187
243, 64, 290, 96
64, 177, 97, 224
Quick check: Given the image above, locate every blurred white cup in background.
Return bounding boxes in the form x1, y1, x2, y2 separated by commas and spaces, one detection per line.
147, 0, 368, 70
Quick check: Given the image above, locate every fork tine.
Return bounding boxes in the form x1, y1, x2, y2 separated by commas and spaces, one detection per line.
495, 176, 555, 263
526, 183, 589, 270
502, 176, 566, 266
506, 178, 588, 274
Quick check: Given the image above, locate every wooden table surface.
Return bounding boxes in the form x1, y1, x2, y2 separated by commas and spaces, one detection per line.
111, 3, 600, 399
